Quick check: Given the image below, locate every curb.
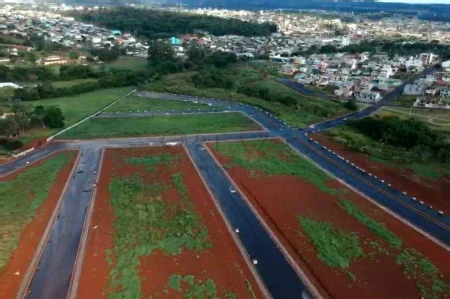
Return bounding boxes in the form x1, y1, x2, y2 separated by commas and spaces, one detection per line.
15, 150, 82, 299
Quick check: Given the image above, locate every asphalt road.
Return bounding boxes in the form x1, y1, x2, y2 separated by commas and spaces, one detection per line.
25, 147, 103, 299
187, 141, 313, 299
97, 108, 224, 118
277, 78, 336, 99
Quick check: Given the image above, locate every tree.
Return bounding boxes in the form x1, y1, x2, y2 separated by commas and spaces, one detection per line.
13, 87, 40, 101
0, 87, 15, 102
148, 40, 176, 64
37, 81, 55, 99
186, 44, 207, 69
344, 100, 357, 111
0, 118, 19, 137
43, 106, 65, 128
69, 51, 80, 59
23, 51, 37, 64
31, 105, 47, 128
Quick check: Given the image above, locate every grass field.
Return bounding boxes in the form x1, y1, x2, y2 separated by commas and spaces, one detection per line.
58, 112, 260, 139
146, 66, 348, 128
393, 94, 417, 106
19, 87, 133, 142
102, 56, 148, 71
326, 125, 450, 179
52, 79, 97, 88
0, 151, 73, 269
377, 107, 450, 132
105, 96, 219, 112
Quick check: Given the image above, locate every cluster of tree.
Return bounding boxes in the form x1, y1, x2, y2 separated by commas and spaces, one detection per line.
296, 41, 450, 59
13, 68, 149, 102
381, 42, 450, 60
237, 84, 297, 106
89, 46, 124, 62
147, 41, 239, 75
295, 41, 382, 56
185, 44, 238, 69
192, 67, 235, 89
70, 8, 277, 38
0, 102, 65, 149
347, 116, 450, 163
147, 41, 184, 75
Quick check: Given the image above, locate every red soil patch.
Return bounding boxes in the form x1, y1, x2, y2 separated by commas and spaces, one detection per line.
207, 141, 450, 299
22, 137, 48, 151
313, 132, 450, 215
76, 147, 263, 299
0, 150, 77, 299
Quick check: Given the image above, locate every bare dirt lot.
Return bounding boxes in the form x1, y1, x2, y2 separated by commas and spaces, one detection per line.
208, 139, 450, 299
76, 147, 262, 299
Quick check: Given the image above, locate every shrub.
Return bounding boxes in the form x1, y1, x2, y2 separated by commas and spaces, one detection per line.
3, 139, 23, 150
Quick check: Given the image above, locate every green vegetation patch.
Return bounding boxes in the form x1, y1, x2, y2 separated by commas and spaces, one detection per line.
165, 275, 235, 298
0, 151, 72, 269
124, 153, 181, 172
52, 78, 98, 88
326, 118, 450, 180
18, 87, 133, 142
396, 248, 450, 299
105, 96, 219, 112
212, 139, 335, 194
298, 217, 363, 268
338, 199, 402, 248
107, 153, 212, 298
146, 66, 348, 128
58, 112, 260, 139
393, 95, 418, 107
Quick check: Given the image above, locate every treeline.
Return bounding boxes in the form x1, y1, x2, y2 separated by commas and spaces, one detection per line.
14, 68, 149, 102
0, 65, 100, 82
1, 103, 65, 149
70, 8, 277, 38
297, 41, 450, 60
347, 116, 450, 163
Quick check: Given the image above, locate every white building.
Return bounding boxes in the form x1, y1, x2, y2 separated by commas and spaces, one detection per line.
355, 90, 382, 103
379, 65, 394, 78
403, 83, 425, 95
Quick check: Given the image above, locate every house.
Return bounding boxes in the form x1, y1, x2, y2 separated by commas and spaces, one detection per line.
334, 86, 353, 98
379, 65, 394, 78
440, 88, 450, 97
442, 60, 450, 70
355, 90, 382, 103
403, 83, 425, 95
0, 82, 20, 89
425, 87, 439, 96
